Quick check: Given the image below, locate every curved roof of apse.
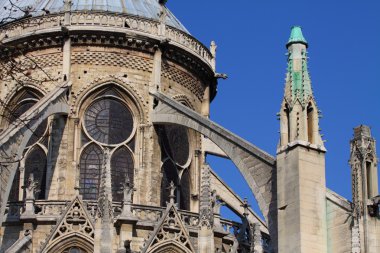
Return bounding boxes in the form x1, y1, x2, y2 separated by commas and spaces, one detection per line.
0, 0, 189, 33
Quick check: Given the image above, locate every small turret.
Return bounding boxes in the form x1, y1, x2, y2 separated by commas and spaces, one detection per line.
276, 27, 328, 253
350, 125, 378, 204
279, 26, 324, 149
350, 125, 379, 252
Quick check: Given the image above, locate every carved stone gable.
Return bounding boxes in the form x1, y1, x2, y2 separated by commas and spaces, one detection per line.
40, 197, 94, 253
142, 203, 195, 253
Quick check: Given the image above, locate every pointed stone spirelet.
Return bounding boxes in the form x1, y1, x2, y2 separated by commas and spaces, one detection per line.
287, 26, 308, 48
284, 25, 313, 109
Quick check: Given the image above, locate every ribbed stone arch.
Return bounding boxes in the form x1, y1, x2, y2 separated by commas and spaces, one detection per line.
148, 240, 194, 253
0, 83, 70, 227
151, 92, 276, 225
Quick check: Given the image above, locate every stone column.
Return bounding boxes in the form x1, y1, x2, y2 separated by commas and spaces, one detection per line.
94, 149, 114, 253
251, 223, 263, 253
62, 0, 72, 82
198, 164, 214, 252
116, 176, 137, 253
151, 46, 162, 94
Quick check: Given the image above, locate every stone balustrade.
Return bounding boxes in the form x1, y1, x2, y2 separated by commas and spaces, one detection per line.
0, 12, 213, 68
3, 200, 270, 251
4, 201, 241, 237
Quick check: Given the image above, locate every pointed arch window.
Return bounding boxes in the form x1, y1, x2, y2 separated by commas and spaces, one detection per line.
6, 88, 49, 202
160, 123, 192, 210
111, 147, 134, 202
307, 104, 314, 143
6, 89, 47, 147
161, 160, 179, 207
79, 144, 103, 200
24, 146, 47, 199
79, 85, 137, 202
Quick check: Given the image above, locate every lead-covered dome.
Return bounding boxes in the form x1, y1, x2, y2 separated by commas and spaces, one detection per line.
0, 0, 188, 33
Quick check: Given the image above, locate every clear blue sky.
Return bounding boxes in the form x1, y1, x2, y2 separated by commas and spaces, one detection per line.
167, 1, 380, 219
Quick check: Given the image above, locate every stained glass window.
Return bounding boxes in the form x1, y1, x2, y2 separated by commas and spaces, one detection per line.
6, 89, 48, 202
24, 146, 47, 200
80, 91, 137, 202
110, 147, 134, 202
162, 125, 190, 166
160, 124, 191, 210
79, 144, 103, 200
84, 99, 133, 145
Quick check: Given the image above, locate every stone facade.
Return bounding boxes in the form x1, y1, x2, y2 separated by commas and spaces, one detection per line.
0, 1, 378, 253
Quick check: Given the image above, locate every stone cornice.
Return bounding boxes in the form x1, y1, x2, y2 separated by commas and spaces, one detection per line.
0, 13, 216, 97
277, 140, 327, 154
326, 189, 352, 211
0, 12, 214, 73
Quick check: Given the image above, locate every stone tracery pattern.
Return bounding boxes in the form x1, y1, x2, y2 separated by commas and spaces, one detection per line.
79, 86, 136, 202
142, 204, 195, 253
40, 198, 95, 253
6, 88, 49, 201
84, 98, 133, 145
160, 123, 191, 210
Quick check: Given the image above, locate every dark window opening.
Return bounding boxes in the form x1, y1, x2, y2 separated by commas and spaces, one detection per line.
366, 161, 373, 199
79, 144, 103, 200
161, 160, 179, 207
179, 169, 190, 211
24, 146, 47, 200
307, 105, 314, 143
111, 147, 134, 202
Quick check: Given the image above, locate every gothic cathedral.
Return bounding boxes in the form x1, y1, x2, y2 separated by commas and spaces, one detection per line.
0, 1, 378, 253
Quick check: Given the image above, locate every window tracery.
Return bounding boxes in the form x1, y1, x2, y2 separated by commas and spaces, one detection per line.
7, 88, 48, 201
79, 144, 103, 200
79, 86, 136, 202
160, 123, 192, 210
84, 98, 133, 145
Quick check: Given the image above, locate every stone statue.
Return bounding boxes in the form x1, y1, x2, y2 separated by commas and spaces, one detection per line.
24, 173, 38, 201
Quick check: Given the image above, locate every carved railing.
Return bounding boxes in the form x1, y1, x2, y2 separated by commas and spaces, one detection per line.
0, 15, 63, 39
131, 204, 163, 223
178, 209, 200, 229
166, 26, 213, 66
220, 218, 241, 236
220, 218, 271, 252
3, 201, 270, 251
0, 12, 213, 67
3, 200, 68, 221
34, 201, 68, 216
4, 201, 235, 232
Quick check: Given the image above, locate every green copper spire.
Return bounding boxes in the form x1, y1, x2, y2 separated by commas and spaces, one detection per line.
287, 26, 308, 48
284, 27, 313, 108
